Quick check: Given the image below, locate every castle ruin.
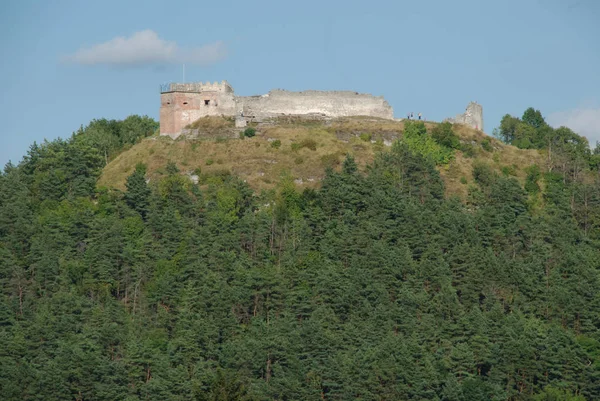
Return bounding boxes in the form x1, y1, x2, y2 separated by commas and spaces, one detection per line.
444, 102, 484, 131
159, 81, 394, 138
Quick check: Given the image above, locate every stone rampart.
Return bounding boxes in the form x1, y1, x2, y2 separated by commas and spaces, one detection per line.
238, 90, 393, 120
160, 81, 394, 137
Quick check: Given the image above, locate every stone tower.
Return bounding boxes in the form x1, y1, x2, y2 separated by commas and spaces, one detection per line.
159, 80, 395, 138
159, 81, 236, 138
445, 102, 484, 132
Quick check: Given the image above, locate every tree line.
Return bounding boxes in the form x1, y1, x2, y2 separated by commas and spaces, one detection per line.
1, 112, 599, 400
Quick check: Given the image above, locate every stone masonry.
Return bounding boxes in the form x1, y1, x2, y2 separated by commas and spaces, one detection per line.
159, 81, 394, 138
444, 102, 484, 132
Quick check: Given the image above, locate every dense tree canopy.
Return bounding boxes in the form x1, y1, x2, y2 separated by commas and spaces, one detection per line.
1, 112, 599, 400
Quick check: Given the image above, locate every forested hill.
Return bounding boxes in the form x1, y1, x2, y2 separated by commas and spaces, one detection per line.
1, 110, 600, 400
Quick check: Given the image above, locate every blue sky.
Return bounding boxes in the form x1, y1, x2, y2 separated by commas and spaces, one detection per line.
1, 0, 599, 166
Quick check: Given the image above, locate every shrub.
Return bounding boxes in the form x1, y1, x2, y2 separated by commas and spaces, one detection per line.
205, 158, 214, 166
460, 176, 468, 185
481, 138, 493, 152
198, 169, 231, 185
359, 133, 372, 142
460, 143, 476, 158
270, 139, 281, 149
166, 161, 179, 174
525, 164, 541, 194
403, 127, 454, 165
472, 162, 495, 187
501, 164, 518, 177
431, 122, 460, 149
243, 127, 256, 138
294, 157, 304, 165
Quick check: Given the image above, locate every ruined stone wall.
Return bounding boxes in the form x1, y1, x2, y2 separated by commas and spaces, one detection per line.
445, 102, 484, 131
160, 86, 236, 138
160, 82, 395, 137
238, 90, 393, 120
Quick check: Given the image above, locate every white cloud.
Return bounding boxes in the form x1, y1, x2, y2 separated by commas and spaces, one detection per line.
64, 30, 226, 66
547, 107, 600, 145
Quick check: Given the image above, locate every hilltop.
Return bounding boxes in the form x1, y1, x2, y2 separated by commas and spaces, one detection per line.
99, 116, 542, 200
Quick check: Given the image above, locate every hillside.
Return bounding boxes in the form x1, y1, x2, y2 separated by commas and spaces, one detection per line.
99, 117, 543, 199
3, 112, 600, 400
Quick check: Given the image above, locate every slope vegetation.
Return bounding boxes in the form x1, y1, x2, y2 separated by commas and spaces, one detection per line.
98, 117, 543, 199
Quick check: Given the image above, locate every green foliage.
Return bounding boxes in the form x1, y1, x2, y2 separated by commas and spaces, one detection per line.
402, 121, 455, 165
481, 138, 493, 152
243, 127, 256, 138
206, 158, 214, 166
3, 112, 600, 401
359, 132, 372, 142
270, 139, 281, 149
533, 386, 586, 401
501, 164, 518, 176
522, 107, 546, 129
431, 121, 460, 149
461, 143, 477, 158
525, 164, 541, 194
165, 161, 179, 174
74, 115, 158, 164
124, 163, 151, 219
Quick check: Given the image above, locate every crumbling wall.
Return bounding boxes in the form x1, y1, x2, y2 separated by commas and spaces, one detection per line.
238, 90, 393, 120
160, 89, 236, 138
160, 82, 395, 137
445, 102, 484, 131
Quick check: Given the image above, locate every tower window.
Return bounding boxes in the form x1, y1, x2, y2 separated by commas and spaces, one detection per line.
183, 102, 188, 105
204, 100, 210, 106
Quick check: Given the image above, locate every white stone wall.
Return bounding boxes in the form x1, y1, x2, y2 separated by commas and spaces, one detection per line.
160, 82, 395, 136
445, 102, 484, 132
238, 90, 393, 119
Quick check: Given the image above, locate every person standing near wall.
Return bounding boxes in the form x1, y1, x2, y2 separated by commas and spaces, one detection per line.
418, 113, 422, 120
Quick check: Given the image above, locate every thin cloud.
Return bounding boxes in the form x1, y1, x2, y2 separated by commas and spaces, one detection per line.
64, 30, 226, 66
547, 107, 600, 145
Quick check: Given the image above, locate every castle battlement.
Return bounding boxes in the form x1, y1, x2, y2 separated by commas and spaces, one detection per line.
160, 80, 233, 94
160, 81, 394, 138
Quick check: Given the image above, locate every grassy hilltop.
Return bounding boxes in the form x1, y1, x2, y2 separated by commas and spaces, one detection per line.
99, 116, 542, 200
